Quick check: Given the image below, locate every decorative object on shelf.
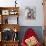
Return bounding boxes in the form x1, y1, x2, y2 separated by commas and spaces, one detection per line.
2, 16, 8, 24
2, 10, 9, 15
13, 28, 18, 41
2, 28, 13, 41
13, 32, 18, 41
14, 28, 17, 32
25, 7, 36, 20
5, 18, 8, 24
15, 0, 17, 7
9, 9, 18, 15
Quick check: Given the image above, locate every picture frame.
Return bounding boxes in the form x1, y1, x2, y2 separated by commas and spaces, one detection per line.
9, 10, 18, 15
2, 16, 8, 24
1, 28, 18, 41
2, 10, 9, 15
25, 7, 36, 20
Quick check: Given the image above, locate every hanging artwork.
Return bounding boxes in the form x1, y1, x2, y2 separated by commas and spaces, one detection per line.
25, 7, 36, 20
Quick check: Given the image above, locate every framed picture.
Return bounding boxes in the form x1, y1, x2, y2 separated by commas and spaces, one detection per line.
25, 7, 36, 20
1, 28, 13, 41
9, 10, 18, 15
2, 10, 9, 15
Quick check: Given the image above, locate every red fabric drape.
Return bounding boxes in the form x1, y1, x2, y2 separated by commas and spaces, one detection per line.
21, 28, 41, 46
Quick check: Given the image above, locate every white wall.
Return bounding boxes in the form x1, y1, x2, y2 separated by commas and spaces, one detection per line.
0, 0, 44, 26
18, 0, 44, 26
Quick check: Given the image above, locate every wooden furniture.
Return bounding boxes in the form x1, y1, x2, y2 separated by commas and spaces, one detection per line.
2, 40, 19, 46
43, 0, 46, 46
43, 0, 46, 26
0, 7, 20, 46
0, 24, 20, 32
43, 27, 46, 46
0, 7, 19, 24
0, 41, 2, 46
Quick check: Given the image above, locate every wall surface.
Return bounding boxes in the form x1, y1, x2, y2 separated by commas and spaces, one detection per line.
0, 0, 44, 26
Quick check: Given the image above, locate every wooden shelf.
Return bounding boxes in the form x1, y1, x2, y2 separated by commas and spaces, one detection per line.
0, 7, 19, 24
0, 40, 19, 46
0, 7, 19, 10
0, 7, 20, 46
0, 24, 20, 32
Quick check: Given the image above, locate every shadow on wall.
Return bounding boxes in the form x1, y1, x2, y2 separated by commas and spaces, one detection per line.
18, 26, 43, 44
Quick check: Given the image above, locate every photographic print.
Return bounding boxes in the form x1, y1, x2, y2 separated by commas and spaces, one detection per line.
25, 7, 36, 20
